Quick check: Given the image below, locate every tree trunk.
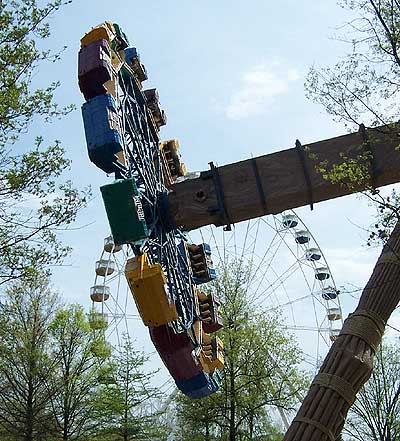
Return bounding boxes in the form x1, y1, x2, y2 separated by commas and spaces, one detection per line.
284, 221, 400, 440
63, 369, 70, 440
26, 353, 35, 441
205, 419, 210, 441
229, 361, 236, 441
249, 411, 254, 440
63, 407, 69, 440
26, 377, 34, 441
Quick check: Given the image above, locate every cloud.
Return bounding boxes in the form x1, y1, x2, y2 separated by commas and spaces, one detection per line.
323, 246, 377, 288
18, 191, 63, 212
224, 63, 300, 120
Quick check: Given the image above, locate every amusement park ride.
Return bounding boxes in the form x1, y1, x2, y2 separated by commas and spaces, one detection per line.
79, 21, 223, 400
79, 21, 400, 440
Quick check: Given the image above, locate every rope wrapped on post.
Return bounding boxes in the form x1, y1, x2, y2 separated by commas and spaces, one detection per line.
311, 373, 356, 405
340, 309, 385, 353
293, 417, 336, 441
376, 249, 400, 265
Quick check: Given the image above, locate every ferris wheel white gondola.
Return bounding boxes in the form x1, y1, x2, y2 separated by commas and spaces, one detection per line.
103, 235, 123, 253
321, 286, 338, 300
90, 285, 110, 302
315, 266, 330, 281
327, 307, 341, 321
282, 213, 298, 228
95, 259, 116, 276
305, 248, 321, 261
295, 230, 310, 245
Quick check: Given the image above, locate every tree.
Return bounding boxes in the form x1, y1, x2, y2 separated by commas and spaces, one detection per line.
0, 0, 89, 286
0, 274, 59, 440
344, 340, 400, 441
47, 305, 107, 440
305, 0, 400, 246
174, 261, 307, 441
92, 335, 162, 441
307, 0, 400, 129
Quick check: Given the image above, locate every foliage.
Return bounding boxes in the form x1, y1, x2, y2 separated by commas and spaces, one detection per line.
47, 304, 106, 440
0, 277, 161, 441
305, 0, 400, 246
0, 274, 59, 440
91, 335, 162, 441
0, 2, 158, 427
307, 148, 373, 190
344, 340, 400, 441
0, 0, 72, 143
89, 338, 112, 359
88, 310, 109, 331
174, 261, 307, 441
0, 0, 89, 286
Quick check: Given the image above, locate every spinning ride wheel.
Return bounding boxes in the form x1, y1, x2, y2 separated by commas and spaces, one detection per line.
89, 209, 343, 429
80, 22, 223, 399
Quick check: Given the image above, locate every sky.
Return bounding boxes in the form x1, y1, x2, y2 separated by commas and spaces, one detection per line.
25, 0, 398, 391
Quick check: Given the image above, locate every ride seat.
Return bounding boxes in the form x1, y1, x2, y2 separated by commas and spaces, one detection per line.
125, 255, 178, 327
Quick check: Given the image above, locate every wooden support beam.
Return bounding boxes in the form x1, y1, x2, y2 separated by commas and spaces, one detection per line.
168, 125, 400, 231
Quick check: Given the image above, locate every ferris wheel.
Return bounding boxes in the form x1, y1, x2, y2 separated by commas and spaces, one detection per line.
88, 209, 343, 431
78, 21, 343, 402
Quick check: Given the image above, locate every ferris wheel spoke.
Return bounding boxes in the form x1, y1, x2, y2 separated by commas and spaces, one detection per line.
120, 97, 159, 195
124, 133, 158, 195
242, 220, 262, 267
245, 231, 285, 297
263, 293, 319, 311
252, 261, 302, 303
